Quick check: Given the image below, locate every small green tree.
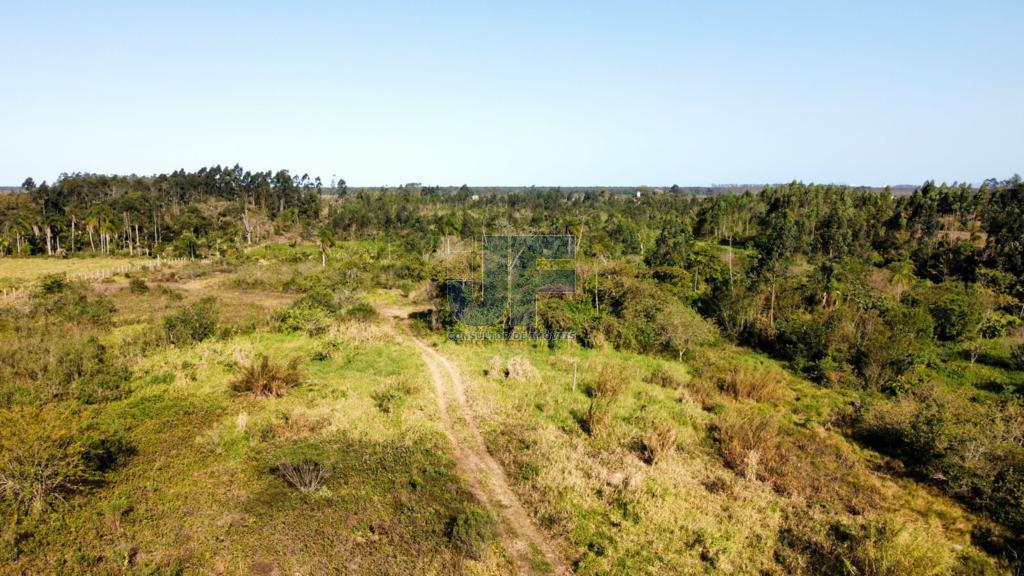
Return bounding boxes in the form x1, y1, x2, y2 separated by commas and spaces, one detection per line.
164, 296, 219, 344
318, 227, 335, 268
928, 289, 983, 342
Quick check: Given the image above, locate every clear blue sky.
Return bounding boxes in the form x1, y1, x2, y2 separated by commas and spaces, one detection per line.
2, 0, 1021, 187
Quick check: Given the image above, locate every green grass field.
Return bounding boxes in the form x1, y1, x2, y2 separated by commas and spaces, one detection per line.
0, 257, 153, 289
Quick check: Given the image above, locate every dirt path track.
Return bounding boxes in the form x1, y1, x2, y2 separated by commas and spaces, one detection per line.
384, 309, 569, 575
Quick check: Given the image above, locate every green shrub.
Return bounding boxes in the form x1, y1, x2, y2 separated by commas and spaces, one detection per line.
232, 354, 302, 397
28, 335, 130, 403
164, 296, 219, 344
0, 407, 90, 511
293, 287, 341, 313
344, 301, 378, 322
82, 429, 136, 472
31, 286, 117, 325
979, 312, 1021, 339
775, 512, 961, 576
446, 506, 495, 559
38, 274, 67, 295
128, 277, 148, 294
928, 288, 984, 342
272, 303, 332, 336
852, 387, 1024, 533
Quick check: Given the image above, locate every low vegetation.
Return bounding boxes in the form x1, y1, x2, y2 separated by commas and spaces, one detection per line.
1, 175, 1023, 573
231, 354, 302, 397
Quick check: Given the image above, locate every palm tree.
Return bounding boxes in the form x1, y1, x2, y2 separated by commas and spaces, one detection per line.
889, 260, 915, 302
85, 215, 98, 253
318, 227, 336, 268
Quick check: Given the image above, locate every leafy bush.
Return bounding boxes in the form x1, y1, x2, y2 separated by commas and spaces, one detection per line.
232, 354, 302, 397
655, 303, 717, 360
38, 274, 67, 295
31, 285, 117, 325
446, 506, 495, 559
852, 386, 1024, 533
979, 312, 1021, 339
775, 511, 961, 576
164, 296, 219, 344
0, 407, 90, 511
344, 301, 378, 322
82, 428, 136, 473
128, 277, 148, 294
928, 289, 984, 342
273, 287, 341, 336
272, 303, 332, 336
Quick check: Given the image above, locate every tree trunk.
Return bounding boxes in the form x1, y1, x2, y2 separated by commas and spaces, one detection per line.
88, 228, 95, 252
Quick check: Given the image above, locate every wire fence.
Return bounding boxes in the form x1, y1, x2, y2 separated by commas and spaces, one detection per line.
0, 257, 198, 304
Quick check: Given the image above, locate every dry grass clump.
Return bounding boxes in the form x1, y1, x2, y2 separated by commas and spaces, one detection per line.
485, 355, 504, 378
644, 367, 684, 389
371, 377, 418, 414
231, 354, 302, 397
584, 361, 630, 399
271, 410, 331, 442
275, 460, 328, 494
715, 408, 784, 481
484, 355, 540, 381
639, 421, 678, 464
717, 365, 782, 402
505, 356, 539, 381
681, 377, 720, 409
580, 362, 632, 437
337, 321, 394, 344
583, 398, 614, 437
844, 518, 953, 576
715, 407, 880, 510
1011, 328, 1024, 370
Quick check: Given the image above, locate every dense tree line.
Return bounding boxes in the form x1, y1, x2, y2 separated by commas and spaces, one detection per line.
1, 166, 323, 258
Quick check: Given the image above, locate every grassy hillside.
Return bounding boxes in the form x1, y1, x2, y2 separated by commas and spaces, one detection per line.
0, 244, 1019, 575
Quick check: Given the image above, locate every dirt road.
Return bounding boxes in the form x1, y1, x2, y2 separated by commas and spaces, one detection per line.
387, 311, 569, 575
